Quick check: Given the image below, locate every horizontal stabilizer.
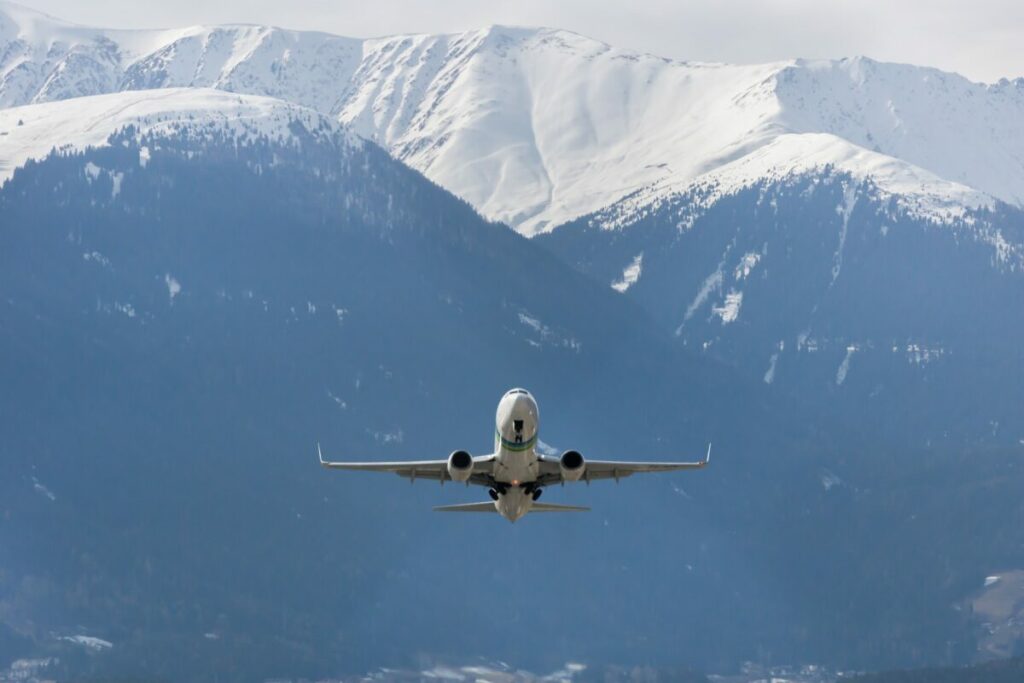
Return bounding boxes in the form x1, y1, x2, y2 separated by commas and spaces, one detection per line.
434, 502, 498, 513
530, 502, 589, 512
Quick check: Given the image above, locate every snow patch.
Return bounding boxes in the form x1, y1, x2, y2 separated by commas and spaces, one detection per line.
326, 389, 347, 410
517, 312, 582, 352
734, 251, 761, 280
32, 477, 56, 501
678, 261, 724, 333
830, 182, 859, 286
110, 170, 123, 198
139, 145, 150, 168
898, 343, 946, 365
820, 470, 842, 491
518, 312, 544, 334
763, 353, 779, 384
61, 635, 112, 651
114, 302, 136, 318
82, 251, 110, 267
611, 253, 643, 292
712, 290, 743, 324
164, 273, 181, 302
836, 344, 858, 385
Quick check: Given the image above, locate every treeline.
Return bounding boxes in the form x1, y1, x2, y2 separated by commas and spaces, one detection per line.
850, 657, 1024, 683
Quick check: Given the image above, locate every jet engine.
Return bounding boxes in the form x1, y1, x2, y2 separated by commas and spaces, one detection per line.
559, 450, 585, 482
447, 450, 474, 482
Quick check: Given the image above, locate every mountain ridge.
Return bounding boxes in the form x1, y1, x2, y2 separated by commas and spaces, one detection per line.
2, 2, 1023, 235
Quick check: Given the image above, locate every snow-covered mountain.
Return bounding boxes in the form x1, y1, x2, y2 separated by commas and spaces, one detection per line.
0, 88, 355, 183
0, 2, 362, 112
2, 1, 1022, 234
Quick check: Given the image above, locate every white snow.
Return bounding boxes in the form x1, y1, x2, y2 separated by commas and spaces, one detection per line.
763, 353, 779, 384
82, 251, 110, 267
734, 251, 762, 280
611, 253, 643, 292
61, 635, 112, 651
0, 3, 363, 112
836, 344, 859, 385
336, 34, 1019, 233
110, 171, 123, 198
0, 88, 355, 185
518, 312, 544, 333
32, 477, 55, 501
678, 260, 725, 333
164, 274, 181, 301
517, 311, 582, 352
114, 302, 136, 318
830, 183, 859, 285
900, 343, 946, 366
820, 470, 842, 491
326, 389, 347, 410
713, 290, 743, 324
0, 4, 1021, 233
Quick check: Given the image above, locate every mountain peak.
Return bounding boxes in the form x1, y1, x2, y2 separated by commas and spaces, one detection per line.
0, 6, 1021, 234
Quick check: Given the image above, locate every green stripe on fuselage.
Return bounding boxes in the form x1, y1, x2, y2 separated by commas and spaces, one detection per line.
495, 430, 537, 452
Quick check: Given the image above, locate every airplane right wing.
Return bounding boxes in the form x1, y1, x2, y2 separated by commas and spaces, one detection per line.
536, 444, 711, 483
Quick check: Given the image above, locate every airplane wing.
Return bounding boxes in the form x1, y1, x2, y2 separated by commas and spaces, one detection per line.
536, 444, 711, 484
317, 444, 496, 486
433, 502, 498, 513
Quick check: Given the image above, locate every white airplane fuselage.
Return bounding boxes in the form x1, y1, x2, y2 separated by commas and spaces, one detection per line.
491, 389, 542, 521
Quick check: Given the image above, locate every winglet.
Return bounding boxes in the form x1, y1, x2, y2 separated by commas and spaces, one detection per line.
704, 442, 712, 465
317, 442, 326, 466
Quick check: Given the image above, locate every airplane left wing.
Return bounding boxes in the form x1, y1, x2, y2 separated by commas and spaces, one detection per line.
536, 444, 710, 483
318, 444, 496, 485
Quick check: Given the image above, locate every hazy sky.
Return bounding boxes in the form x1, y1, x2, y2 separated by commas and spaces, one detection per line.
17, 0, 1024, 83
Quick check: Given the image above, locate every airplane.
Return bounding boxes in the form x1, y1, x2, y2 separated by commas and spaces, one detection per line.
318, 388, 710, 522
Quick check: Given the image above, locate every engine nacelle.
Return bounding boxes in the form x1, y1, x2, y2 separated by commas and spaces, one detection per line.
559, 450, 585, 482
447, 450, 474, 482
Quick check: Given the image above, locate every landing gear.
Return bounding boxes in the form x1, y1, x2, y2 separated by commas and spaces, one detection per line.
489, 483, 540, 500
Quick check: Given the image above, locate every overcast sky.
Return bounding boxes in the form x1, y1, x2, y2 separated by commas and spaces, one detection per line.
17, 0, 1024, 83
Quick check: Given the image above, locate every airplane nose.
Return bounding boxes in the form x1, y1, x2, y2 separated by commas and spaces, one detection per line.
511, 393, 535, 414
